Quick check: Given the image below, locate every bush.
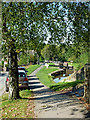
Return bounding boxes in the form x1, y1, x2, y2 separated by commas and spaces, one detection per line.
18, 53, 30, 65
5, 64, 8, 68
40, 56, 44, 62
2, 61, 4, 66
68, 55, 76, 62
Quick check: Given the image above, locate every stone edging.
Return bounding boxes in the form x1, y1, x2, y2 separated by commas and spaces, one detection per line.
48, 69, 76, 83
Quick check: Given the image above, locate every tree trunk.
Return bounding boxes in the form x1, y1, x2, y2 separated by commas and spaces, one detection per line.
8, 41, 19, 100
2, 2, 19, 100
37, 54, 39, 64
84, 63, 90, 104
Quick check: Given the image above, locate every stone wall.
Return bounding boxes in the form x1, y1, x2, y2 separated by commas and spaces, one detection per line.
76, 67, 84, 80
60, 68, 85, 82
49, 69, 65, 77
60, 71, 76, 82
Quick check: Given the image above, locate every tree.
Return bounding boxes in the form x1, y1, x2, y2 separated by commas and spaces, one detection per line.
65, 2, 89, 103
2, 2, 89, 101
2, 2, 20, 99
2, 2, 49, 99
41, 44, 59, 61
41, 45, 50, 60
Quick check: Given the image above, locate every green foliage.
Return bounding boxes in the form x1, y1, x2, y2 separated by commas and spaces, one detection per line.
33, 53, 37, 64
41, 44, 60, 61
2, 61, 4, 66
18, 51, 37, 65
2, 2, 89, 100
69, 52, 88, 71
19, 90, 32, 98
5, 64, 8, 68
41, 45, 50, 60
1, 93, 8, 102
2, 2, 89, 63
29, 54, 35, 62
68, 55, 76, 62
26, 64, 41, 75
18, 53, 30, 65
1, 90, 33, 118
78, 52, 88, 64
39, 56, 44, 62
68, 63, 81, 71
36, 66, 58, 87
50, 80, 85, 91
36, 66, 85, 91
48, 63, 55, 65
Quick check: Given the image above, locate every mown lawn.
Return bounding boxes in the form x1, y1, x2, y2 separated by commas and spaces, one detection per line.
0, 90, 34, 118
36, 66, 58, 87
26, 64, 41, 75
36, 66, 85, 91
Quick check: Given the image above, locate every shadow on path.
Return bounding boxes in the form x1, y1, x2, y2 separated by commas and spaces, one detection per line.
27, 66, 90, 118
29, 85, 44, 89
28, 81, 40, 84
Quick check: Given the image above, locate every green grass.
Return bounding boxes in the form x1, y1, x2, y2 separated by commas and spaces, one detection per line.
19, 89, 32, 98
36, 66, 58, 87
68, 52, 88, 71
0, 90, 34, 118
48, 63, 56, 68
50, 80, 85, 91
69, 62, 87, 71
36, 66, 85, 91
48, 63, 55, 65
26, 64, 41, 75
68, 62, 81, 71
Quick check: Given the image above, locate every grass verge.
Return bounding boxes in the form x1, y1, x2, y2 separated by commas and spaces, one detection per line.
36, 66, 58, 87
68, 62, 82, 71
26, 64, 41, 75
36, 66, 85, 91
50, 80, 85, 91
0, 90, 34, 118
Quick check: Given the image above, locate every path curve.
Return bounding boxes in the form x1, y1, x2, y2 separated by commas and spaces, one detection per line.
28, 65, 89, 118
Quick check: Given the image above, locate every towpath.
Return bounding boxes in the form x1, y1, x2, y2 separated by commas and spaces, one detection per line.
28, 65, 89, 118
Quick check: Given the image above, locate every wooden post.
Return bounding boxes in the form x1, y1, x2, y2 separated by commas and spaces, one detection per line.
84, 64, 90, 104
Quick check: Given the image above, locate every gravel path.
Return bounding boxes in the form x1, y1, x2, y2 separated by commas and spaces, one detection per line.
28, 65, 89, 118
